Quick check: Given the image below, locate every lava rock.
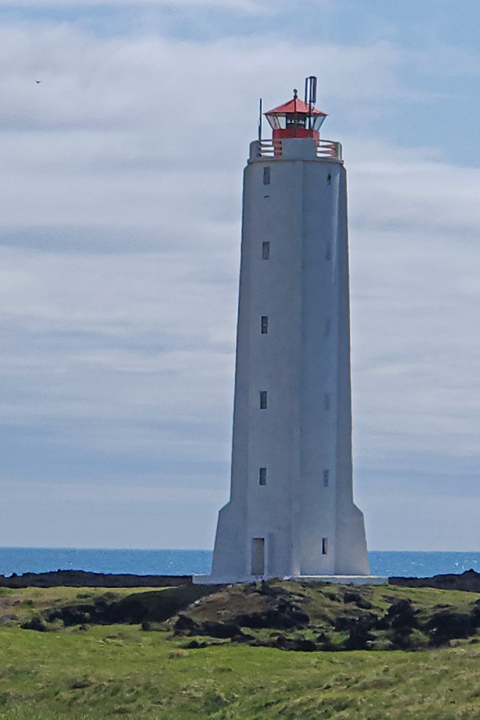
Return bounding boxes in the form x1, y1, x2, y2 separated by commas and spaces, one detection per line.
425, 610, 475, 645
202, 621, 244, 639
385, 599, 418, 632
174, 614, 200, 634
334, 612, 378, 633
235, 604, 309, 630
21, 617, 47, 632
343, 591, 372, 610
390, 569, 480, 593
345, 625, 375, 650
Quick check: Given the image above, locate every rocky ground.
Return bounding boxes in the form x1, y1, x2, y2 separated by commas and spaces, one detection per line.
0, 569, 190, 588
13, 576, 480, 652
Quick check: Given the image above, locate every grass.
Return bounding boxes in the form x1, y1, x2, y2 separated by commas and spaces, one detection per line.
1, 585, 480, 718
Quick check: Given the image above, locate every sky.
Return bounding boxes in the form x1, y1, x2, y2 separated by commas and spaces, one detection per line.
1, 0, 480, 551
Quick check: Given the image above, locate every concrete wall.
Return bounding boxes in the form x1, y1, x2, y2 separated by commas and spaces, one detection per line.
210, 137, 368, 582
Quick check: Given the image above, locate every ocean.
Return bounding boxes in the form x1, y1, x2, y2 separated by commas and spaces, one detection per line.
0, 548, 479, 578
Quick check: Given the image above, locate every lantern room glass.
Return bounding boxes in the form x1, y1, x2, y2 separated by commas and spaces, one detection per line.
265, 112, 327, 132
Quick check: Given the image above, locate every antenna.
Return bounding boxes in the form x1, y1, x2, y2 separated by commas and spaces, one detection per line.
293, 88, 298, 137
258, 98, 263, 142
304, 76, 317, 135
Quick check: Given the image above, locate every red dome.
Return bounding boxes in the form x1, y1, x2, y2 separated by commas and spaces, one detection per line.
265, 97, 327, 118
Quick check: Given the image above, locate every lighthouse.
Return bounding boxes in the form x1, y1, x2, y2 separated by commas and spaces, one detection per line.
197, 78, 379, 584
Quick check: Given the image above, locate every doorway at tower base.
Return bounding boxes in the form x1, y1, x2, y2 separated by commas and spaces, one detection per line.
192, 574, 388, 586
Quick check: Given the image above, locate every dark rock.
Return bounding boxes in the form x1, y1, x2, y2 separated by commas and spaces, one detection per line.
345, 625, 375, 650
334, 612, 378, 633
287, 638, 317, 652
335, 613, 377, 650
356, 598, 373, 610
235, 603, 309, 630
231, 631, 253, 642
258, 580, 281, 596
0, 570, 193, 589
316, 632, 335, 651
21, 617, 47, 632
202, 621, 244, 639
470, 601, 480, 627
0, 614, 19, 624
390, 569, 480, 594
268, 635, 317, 652
425, 610, 475, 645
343, 591, 361, 604
44, 585, 218, 629
343, 591, 372, 610
48, 605, 92, 626
174, 614, 199, 634
384, 599, 418, 632
273, 634, 287, 648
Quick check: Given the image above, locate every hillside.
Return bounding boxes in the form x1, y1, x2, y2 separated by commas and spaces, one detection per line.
1, 581, 480, 718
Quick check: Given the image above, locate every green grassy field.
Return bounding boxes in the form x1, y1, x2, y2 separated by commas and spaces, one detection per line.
1, 585, 480, 719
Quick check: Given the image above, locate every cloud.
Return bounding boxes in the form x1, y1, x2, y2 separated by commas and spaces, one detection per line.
1, 0, 330, 13
359, 479, 480, 552
345, 142, 480, 476
0, 15, 478, 550
0, 478, 228, 548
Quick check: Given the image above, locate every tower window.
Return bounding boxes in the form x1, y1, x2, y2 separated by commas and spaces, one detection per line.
261, 316, 269, 334
322, 537, 328, 555
259, 467, 267, 485
262, 241, 270, 260
263, 166, 271, 185
324, 393, 330, 411
260, 391, 268, 409
327, 173, 332, 185
325, 243, 332, 261
323, 470, 329, 487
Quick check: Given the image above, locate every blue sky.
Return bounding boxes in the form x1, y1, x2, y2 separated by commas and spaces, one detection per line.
0, 0, 480, 551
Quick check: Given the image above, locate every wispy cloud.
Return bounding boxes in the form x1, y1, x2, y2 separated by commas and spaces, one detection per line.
2, 0, 331, 14
0, 11, 478, 550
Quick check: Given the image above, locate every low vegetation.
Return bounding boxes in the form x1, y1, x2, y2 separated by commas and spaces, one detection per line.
1, 581, 480, 718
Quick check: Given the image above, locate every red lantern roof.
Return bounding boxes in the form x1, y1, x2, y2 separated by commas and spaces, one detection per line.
265, 97, 327, 117
264, 93, 328, 140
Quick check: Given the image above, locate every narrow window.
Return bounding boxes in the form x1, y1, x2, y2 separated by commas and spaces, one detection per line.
260, 391, 268, 409
259, 467, 267, 486
322, 537, 328, 555
327, 173, 332, 185
262, 241, 270, 260
323, 470, 329, 487
324, 318, 331, 336
324, 392, 330, 411
261, 315, 269, 334
251, 538, 265, 575
325, 243, 332, 261
263, 166, 271, 185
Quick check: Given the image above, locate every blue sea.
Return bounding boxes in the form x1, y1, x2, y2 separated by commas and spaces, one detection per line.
0, 548, 480, 578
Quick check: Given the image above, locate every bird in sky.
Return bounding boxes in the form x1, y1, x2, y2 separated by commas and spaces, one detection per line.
35, 80, 41, 84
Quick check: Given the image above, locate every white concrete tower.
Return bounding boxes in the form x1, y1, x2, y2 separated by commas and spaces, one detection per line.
198, 79, 373, 584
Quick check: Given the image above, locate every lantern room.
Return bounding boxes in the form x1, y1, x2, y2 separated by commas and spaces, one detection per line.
265, 89, 327, 141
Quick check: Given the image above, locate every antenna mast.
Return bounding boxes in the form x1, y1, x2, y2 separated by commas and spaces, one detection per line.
258, 98, 263, 142
304, 76, 317, 136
